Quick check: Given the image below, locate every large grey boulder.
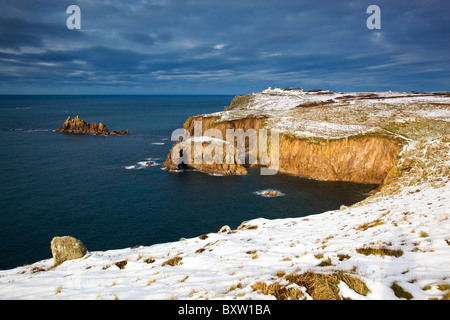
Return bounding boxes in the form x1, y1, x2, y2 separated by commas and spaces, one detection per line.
50, 236, 88, 266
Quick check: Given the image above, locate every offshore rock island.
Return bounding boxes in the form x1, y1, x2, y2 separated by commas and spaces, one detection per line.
1, 89, 449, 300
56, 115, 130, 136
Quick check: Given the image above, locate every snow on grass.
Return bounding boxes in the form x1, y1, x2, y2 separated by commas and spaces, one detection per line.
213, 89, 450, 140
268, 117, 372, 139
0, 180, 448, 300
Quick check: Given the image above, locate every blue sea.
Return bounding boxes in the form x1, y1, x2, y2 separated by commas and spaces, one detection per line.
0, 95, 375, 270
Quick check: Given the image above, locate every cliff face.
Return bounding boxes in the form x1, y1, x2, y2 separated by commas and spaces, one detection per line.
163, 114, 402, 184
164, 89, 449, 184
183, 115, 268, 137
56, 115, 130, 136
276, 136, 402, 184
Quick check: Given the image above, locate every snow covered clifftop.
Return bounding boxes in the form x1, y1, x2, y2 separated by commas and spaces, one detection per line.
1, 89, 449, 300
219, 88, 450, 140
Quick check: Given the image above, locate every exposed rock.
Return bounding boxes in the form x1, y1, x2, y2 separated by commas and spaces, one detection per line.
50, 236, 88, 266
165, 113, 402, 184
163, 138, 248, 175
56, 115, 129, 136
164, 90, 450, 184
276, 135, 403, 184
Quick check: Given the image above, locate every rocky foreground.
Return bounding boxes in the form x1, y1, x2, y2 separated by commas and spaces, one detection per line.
56, 115, 130, 136
0, 89, 449, 300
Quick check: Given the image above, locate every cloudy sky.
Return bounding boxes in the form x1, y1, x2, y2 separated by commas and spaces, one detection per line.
0, 0, 449, 94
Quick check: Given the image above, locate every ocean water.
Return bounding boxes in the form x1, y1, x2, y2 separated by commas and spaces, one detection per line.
0, 95, 375, 270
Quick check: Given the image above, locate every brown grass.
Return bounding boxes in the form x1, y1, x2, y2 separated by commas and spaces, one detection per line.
162, 256, 183, 267
251, 281, 305, 300
115, 260, 127, 269
317, 256, 333, 267
355, 212, 389, 231
144, 257, 155, 264
356, 246, 404, 258
253, 271, 370, 300
391, 282, 413, 300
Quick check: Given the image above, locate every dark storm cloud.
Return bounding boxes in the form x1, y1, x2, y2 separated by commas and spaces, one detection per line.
0, 0, 449, 93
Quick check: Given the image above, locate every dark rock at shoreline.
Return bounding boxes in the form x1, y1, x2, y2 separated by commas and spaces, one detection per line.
55, 115, 129, 136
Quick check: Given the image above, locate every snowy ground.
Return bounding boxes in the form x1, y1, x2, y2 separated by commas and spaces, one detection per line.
218, 88, 450, 140
0, 181, 448, 300
0, 89, 449, 300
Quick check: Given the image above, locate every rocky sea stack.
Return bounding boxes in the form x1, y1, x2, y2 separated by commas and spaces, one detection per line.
56, 115, 130, 136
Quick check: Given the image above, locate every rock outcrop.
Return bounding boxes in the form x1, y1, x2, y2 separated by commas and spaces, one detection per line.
50, 236, 88, 266
56, 115, 129, 136
163, 137, 248, 175
275, 135, 403, 184
163, 113, 402, 184
163, 89, 450, 184
164, 89, 448, 184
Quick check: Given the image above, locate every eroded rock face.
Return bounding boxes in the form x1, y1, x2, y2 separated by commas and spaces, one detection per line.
163, 138, 248, 175
163, 113, 403, 183
50, 236, 88, 266
56, 115, 129, 136
276, 135, 403, 184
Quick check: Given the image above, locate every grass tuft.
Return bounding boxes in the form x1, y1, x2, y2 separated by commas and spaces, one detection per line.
317, 256, 332, 267
162, 256, 183, 267
391, 282, 413, 300
115, 260, 127, 269
356, 246, 403, 258
355, 212, 389, 231
253, 271, 370, 300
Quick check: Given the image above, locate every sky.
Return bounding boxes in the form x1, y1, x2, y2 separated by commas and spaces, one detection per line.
0, 0, 449, 94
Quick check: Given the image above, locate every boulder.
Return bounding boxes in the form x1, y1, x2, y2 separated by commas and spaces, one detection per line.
50, 236, 88, 266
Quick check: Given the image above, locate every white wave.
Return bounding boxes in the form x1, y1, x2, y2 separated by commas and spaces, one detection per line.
161, 167, 183, 173
124, 159, 159, 170
151, 142, 165, 145
253, 189, 285, 197
207, 173, 225, 176
25, 129, 52, 132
